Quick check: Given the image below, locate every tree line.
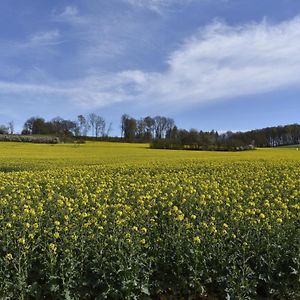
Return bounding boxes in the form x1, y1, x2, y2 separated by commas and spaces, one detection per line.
0, 114, 176, 141
120, 114, 175, 141
229, 124, 300, 147
19, 114, 111, 138
151, 124, 300, 150
0, 114, 299, 148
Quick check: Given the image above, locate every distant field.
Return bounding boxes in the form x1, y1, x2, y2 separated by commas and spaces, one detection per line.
0, 141, 300, 170
0, 142, 299, 299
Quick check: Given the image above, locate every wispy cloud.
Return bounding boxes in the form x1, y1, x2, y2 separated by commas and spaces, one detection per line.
28, 30, 61, 46
1, 17, 300, 111
0, 29, 62, 61
0, 75, 128, 108
154, 17, 300, 105
0, 80, 67, 95
76, 12, 150, 67
59, 6, 79, 18
52, 5, 87, 25
124, 0, 192, 14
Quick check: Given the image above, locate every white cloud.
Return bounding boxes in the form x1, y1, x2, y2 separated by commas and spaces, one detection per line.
0, 76, 128, 108
52, 5, 87, 25
83, 39, 126, 61
59, 6, 79, 18
28, 30, 61, 46
77, 12, 149, 66
2, 17, 300, 111
124, 0, 192, 14
0, 81, 66, 95
0, 30, 62, 60
153, 17, 300, 105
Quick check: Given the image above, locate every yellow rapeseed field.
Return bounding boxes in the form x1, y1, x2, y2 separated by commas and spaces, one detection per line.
0, 142, 299, 299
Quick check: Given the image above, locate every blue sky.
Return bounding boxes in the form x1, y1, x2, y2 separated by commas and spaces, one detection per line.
1, 0, 300, 135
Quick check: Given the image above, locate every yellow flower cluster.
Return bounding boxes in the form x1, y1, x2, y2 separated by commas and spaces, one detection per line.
0, 142, 299, 298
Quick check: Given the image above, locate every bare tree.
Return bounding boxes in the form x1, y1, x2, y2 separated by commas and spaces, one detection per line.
165, 118, 175, 136
136, 118, 146, 139
95, 116, 106, 137
106, 122, 113, 137
144, 116, 155, 139
154, 116, 167, 139
121, 114, 130, 138
8, 121, 14, 134
77, 115, 90, 136
88, 113, 97, 136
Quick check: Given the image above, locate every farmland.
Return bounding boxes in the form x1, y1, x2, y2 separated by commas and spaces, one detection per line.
0, 142, 299, 299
